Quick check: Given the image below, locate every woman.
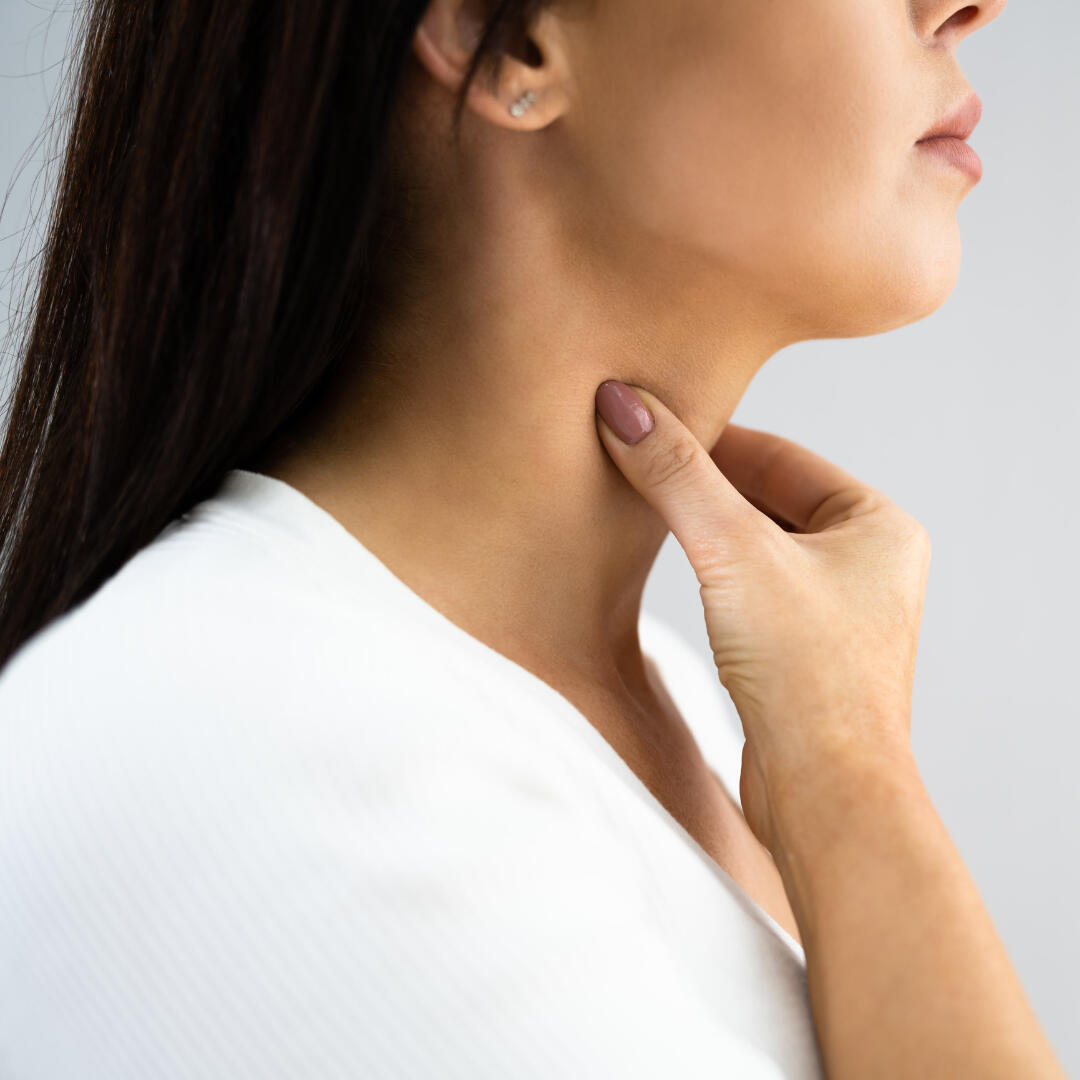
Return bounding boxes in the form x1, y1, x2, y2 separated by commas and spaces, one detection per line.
0, 0, 1065, 1077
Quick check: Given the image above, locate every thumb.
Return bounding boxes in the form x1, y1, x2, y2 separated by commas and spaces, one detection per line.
594, 380, 760, 573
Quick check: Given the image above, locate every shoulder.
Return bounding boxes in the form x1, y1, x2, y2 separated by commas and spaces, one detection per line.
0, 504, 421, 739
0, 509, 639, 889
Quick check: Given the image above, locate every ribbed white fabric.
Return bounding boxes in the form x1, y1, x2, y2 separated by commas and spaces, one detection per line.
0, 469, 824, 1079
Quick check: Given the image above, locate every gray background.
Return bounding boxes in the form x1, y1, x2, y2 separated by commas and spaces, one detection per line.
2, 0, 1077, 1072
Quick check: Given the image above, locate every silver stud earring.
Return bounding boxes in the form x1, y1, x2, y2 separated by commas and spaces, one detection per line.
508, 90, 536, 118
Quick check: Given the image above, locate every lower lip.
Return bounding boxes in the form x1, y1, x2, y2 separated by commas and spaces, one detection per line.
915, 136, 983, 182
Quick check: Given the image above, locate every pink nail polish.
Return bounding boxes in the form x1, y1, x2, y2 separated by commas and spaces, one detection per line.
595, 381, 655, 445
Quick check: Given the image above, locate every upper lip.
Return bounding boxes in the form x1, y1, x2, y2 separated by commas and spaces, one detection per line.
916, 91, 983, 142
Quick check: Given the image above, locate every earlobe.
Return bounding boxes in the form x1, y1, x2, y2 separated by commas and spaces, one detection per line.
508, 90, 538, 118
476, 77, 565, 132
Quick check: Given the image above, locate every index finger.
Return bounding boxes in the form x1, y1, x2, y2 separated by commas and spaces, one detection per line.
709, 423, 880, 533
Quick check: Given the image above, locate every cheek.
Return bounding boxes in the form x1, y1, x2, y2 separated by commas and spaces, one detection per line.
574, 0, 963, 334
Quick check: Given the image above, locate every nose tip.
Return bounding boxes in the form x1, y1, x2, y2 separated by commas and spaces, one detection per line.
972, 0, 1008, 33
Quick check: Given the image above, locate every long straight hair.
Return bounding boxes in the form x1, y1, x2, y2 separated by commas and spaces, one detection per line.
0, 0, 549, 674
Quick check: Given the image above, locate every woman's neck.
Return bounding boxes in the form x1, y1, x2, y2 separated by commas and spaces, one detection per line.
253, 201, 795, 704
254, 326, 782, 712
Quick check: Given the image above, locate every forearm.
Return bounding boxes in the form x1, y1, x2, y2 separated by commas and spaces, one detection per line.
769, 744, 1066, 1080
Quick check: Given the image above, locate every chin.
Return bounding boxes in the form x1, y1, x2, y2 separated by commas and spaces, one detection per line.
879, 223, 964, 332
797, 223, 964, 340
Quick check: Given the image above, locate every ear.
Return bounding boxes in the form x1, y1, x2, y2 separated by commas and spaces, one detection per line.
412, 0, 572, 131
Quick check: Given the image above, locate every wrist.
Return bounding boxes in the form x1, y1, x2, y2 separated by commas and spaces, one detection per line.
764, 736, 925, 916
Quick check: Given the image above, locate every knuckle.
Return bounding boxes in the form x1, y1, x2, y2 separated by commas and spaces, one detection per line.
899, 511, 931, 551
888, 512, 932, 572
641, 436, 699, 488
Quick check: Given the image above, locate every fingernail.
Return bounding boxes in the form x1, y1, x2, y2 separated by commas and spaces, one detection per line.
595, 380, 655, 445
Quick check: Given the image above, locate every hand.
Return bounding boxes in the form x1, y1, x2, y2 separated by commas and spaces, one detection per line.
594, 380, 930, 854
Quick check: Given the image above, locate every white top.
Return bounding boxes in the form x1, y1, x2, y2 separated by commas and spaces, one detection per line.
0, 468, 824, 1079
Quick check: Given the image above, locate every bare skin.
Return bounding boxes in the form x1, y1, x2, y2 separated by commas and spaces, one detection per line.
251, 0, 1066, 1073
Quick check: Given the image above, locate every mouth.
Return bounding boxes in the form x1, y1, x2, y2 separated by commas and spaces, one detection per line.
915, 90, 984, 182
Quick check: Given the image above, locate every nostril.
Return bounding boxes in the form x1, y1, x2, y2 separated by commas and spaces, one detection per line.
925, 2, 1000, 47
941, 5, 981, 32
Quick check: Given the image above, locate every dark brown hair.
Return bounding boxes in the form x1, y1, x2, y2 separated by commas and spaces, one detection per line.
0, 0, 550, 673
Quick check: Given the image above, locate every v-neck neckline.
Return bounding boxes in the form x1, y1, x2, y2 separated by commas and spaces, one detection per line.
206, 468, 806, 964
509, 652, 807, 964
